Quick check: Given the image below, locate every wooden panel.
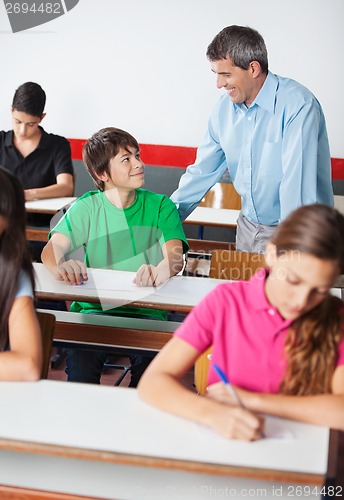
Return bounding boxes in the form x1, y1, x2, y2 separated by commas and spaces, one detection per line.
209, 249, 266, 280
0, 485, 95, 500
200, 183, 241, 210
26, 227, 49, 242
53, 320, 173, 351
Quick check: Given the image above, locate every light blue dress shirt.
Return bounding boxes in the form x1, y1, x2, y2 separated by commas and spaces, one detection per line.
171, 71, 333, 225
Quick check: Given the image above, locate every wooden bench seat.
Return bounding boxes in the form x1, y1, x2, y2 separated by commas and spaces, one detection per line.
36, 309, 180, 353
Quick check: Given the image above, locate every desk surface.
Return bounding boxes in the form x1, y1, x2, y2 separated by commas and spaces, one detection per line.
33, 263, 225, 313
0, 380, 329, 483
34, 263, 342, 313
25, 197, 77, 214
184, 206, 240, 228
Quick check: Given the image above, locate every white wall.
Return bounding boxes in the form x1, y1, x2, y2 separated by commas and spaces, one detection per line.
0, 0, 343, 156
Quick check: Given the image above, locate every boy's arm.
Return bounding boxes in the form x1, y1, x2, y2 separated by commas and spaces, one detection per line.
134, 239, 184, 287
41, 233, 88, 285
25, 173, 74, 201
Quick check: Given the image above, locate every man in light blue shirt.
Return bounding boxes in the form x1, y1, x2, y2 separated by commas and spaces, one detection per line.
171, 25, 333, 252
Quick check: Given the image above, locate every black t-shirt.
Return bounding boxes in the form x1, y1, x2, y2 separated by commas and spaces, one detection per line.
0, 126, 74, 189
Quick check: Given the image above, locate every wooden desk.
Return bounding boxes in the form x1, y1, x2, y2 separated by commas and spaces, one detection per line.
0, 380, 331, 500
184, 206, 239, 229
33, 263, 225, 314
25, 197, 77, 214
200, 183, 242, 210
25, 197, 76, 242
184, 183, 241, 239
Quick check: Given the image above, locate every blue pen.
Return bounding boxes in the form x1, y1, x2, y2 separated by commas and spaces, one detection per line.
212, 363, 244, 408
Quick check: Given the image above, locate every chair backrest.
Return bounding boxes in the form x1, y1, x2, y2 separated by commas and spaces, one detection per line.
36, 311, 55, 379
209, 249, 266, 280
194, 250, 266, 395
200, 183, 242, 210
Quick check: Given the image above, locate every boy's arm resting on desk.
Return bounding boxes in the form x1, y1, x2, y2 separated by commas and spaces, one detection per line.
0, 296, 42, 381
134, 239, 184, 287
25, 173, 74, 201
41, 232, 87, 285
208, 366, 344, 431
138, 336, 264, 441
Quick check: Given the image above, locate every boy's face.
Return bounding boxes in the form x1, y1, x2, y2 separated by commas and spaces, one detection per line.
11, 109, 45, 141
104, 146, 145, 191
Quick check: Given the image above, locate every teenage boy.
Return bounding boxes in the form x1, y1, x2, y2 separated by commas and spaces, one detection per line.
42, 127, 188, 387
0, 81, 74, 201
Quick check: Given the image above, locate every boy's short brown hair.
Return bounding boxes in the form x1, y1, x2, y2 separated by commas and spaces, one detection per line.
83, 127, 140, 191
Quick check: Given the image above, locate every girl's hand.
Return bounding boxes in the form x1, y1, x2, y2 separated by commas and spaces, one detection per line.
206, 381, 241, 405
207, 382, 250, 406
207, 383, 265, 439
134, 264, 169, 287
54, 259, 88, 285
211, 404, 264, 441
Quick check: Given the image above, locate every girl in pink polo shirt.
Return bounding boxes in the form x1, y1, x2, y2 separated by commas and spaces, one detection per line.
138, 204, 344, 441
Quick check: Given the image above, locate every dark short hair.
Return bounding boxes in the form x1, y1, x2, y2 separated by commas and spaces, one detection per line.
206, 25, 268, 73
82, 127, 140, 191
12, 82, 46, 117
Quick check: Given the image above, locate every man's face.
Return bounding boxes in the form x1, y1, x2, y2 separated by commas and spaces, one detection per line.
11, 109, 44, 140
210, 57, 258, 108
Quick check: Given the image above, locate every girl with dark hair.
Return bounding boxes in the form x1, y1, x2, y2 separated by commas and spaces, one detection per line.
139, 204, 344, 440
0, 167, 42, 379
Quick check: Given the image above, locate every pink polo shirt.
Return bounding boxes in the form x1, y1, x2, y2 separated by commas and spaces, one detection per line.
175, 270, 344, 393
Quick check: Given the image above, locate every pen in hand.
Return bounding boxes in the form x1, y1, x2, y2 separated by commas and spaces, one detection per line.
212, 363, 266, 438
212, 363, 244, 407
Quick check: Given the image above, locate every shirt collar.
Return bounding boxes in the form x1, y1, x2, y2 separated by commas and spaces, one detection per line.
4, 126, 48, 149
36, 126, 49, 149
252, 71, 277, 113
247, 268, 293, 328
234, 71, 277, 115
4, 130, 14, 147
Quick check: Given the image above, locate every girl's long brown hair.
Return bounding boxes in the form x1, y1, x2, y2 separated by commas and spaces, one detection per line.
0, 167, 35, 350
269, 204, 344, 395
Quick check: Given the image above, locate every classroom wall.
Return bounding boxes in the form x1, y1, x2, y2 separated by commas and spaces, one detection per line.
0, 0, 343, 157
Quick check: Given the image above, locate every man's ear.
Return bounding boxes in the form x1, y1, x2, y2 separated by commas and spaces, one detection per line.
249, 60, 262, 78
39, 113, 46, 123
265, 242, 277, 268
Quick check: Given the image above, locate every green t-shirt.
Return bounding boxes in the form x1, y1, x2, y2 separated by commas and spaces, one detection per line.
50, 188, 188, 319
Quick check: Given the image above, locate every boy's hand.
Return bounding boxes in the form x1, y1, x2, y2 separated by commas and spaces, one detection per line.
134, 264, 169, 287
53, 259, 88, 285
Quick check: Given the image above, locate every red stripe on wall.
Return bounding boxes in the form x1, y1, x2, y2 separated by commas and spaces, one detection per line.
68, 139, 344, 179
68, 138, 196, 168
331, 158, 344, 181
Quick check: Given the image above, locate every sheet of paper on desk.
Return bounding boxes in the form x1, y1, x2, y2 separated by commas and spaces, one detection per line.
83, 268, 159, 294
154, 276, 220, 301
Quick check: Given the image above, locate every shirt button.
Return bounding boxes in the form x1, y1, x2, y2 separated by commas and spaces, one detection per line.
247, 116, 252, 121
268, 309, 275, 316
